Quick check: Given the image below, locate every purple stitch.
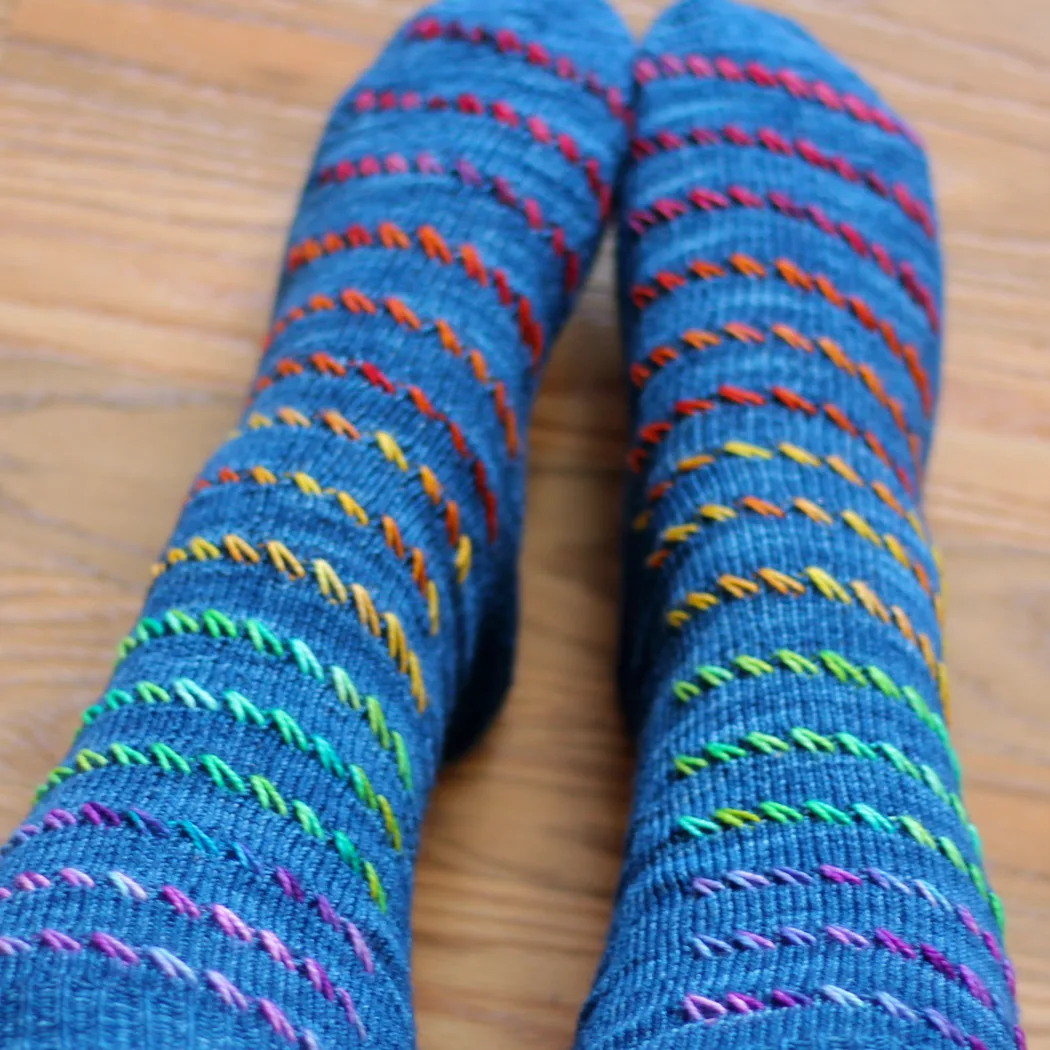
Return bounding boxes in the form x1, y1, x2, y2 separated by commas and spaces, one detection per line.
258, 998, 297, 1042
89, 931, 139, 965
826, 924, 869, 948
207, 969, 250, 1010
693, 933, 732, 957
343, 921, 374, 974
1004, 957, 1017, 996
683, 993, 727, 1021
922, 942, 957, 980
725, 991, 764, 1014
44, 808, 76, 829
232, 841, 262, 874
770, 866, 814, 886
779, 926, 817, 947
313, 893, 338, 927
259, 929, 296, 971
735, 930, 776, 950
0, 888, 9, 901
874, 928, 918, 959
874, 991, 918, 1022
212, 903, 254, 943
161, 884, 201, 919
1015, 1024, 1027, 1049
337, 987, 366, 1039
301, 957, 335, 1000
275, 866, 305, 902
958, 964, 993, 1009
40, 928, 80, 952
0, 935, 30, 956
819, 863, 864, 886
693, 875, 729, 896
924, 1007, 968, 1046
129, 806, 168, 836
11, 824, 40, 843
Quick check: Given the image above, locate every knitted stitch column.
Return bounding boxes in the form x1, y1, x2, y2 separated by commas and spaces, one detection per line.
0, 3, 632, 1047
577, 2, 1022, 1049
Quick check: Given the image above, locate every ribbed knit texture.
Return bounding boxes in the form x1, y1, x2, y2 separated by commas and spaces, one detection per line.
576, 2, 1022, 1049
0, 3, 632, 1046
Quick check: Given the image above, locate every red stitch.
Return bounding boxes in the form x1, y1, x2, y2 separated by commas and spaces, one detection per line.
627, 185, 938, 332
632, 53, 919, 145
347, 89, 609, 213
631, 125, 933, 236
254, 357, 499, 542
313, 153, 580, 293
265, 293, 520, 456
286, 222, 543, 369
627, 384, 915, 494
406, 16, 631, 125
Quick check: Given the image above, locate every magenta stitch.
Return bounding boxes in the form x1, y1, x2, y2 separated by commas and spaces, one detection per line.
302, 957, 335, 1000
337, 988, 367, 1040
258, 999, 297, 1042
213, 903, 254, 943
274, 866, 305, 902
43, 808, 76, 830
161, 884, 201, 919
207, 969, 250, 1011
89, 931, 139, 965
12, 872, 50, 891
60, 867, 95, 888
39, 928, 79, 952
259, 929, 297, 971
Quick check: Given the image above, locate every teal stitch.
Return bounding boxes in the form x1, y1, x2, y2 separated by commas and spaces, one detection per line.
115, 608, 411, 790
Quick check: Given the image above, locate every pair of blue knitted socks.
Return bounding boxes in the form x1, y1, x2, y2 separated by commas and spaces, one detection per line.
0, 1, 1022, 1048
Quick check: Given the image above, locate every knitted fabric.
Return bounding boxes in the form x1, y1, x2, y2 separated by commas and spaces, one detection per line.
576, 2, 1022, 1049
0, 3, 632, 1046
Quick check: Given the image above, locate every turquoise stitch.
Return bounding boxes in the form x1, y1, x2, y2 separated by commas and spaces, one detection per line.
114, 609, 411, 791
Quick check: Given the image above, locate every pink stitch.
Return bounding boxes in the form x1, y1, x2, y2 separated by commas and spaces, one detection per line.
258, 998, 297, 1042
259, 929, 296, 971
161, 884, 202, 919
89, 931, 139, 965
302, 957, 335, 1000
212, 903, 254, 943
206, 969, 251, 1010
59, 867, 95, 888
11, 872, 50, 892
39, 928, 80, 951
43, 808, 76, 830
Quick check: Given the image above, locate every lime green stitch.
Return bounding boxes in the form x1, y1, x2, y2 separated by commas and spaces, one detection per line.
678, 799, 988, 905
114, 608, 411, 790
674, 725, 976, 850
35, 741, 386, 910
672, 648, 956, 775
79, 677, 403, 849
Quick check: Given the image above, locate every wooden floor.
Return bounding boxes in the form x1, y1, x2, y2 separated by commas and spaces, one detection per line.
0, 0, 1048, 1045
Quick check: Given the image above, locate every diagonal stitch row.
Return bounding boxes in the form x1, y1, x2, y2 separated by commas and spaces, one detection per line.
673, 726, 972, 841
242, 407, 474, 566
285, 221, 544, 371
35, 741, 388, 909
1, 867, 369, 1032
77, 678, 404, 848
681, 983, 1014, 1050
633, 52, 918, 143
690, 922, 998, 1014
345, 88, 611, 215
190, 464, 452, 626
629, 252, 932, 412
254, 352, 498, 542
665, 565, 945, 700
627, 321, 923, 462
114, 608, 412, 791
627, 383, 916, 496
405, 15, 630, 123
150, 535, 427, 710
313, 153, 581, 292
636, 439, 926, 540
626, 184, 938, 332
670, 648, 953, 762
0, 929, 339, 1048
645, 494, 938, 613
677, 798, 993, 910
4, 800, 376, 969
631, 124, 933, 235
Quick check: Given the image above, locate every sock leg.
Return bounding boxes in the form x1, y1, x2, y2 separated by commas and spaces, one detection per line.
579, 2, 1021, 1048
0, 4, 632, 1047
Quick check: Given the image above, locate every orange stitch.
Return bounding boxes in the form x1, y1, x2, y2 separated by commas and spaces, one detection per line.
629, 252, 933, 414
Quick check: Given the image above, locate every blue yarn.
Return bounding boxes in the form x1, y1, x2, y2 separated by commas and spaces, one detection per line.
577, 2, 1021, 1049
0, 3, 633, 1046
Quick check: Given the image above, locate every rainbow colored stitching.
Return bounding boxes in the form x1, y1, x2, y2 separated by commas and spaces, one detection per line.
346, 89, 610, 214
115, 608, 411, 789
646, 495, 939, 613
243, 408, 475, 564
677, 798, 992, 910
2, 867, 369, 1030
633, 53, 919, 144
665, 566, 945, 700
4, 801, 377, 966
681, 984, 1012, 1050
78, 679, 404, 846
285, 221, 544, 371
631, 125, 933, 236
313, 153, 581, 292
626, 185, 938, 332
190, 465, 452, 622
673, 727, 972, 842
629, 253, 932, 412
636, 439, 927, 541
627, 383, 916, 494
669, 649, 953, 763
150, 538, 427, 710
627, 322, 923, 464
406, 16, 630, 123
0, 929, 339, 1047
691, 923, 997, 1013
35, 743, 388, 908
253, 352, 498, 540
691, 862, 1008, 949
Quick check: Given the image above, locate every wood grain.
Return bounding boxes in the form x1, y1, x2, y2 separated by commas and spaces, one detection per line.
1, 0, 1048, 1045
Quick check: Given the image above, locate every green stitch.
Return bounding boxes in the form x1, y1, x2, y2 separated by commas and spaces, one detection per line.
109, 743, 148, 767
35, 741, 386, 910
173, 679, 220, 712
671, 647, 957, 775
114, 608, 411, 791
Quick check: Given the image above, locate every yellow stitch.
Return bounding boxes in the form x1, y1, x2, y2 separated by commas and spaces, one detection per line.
825, 454, 862, 485
334, 490, 369, 526
247, 412, 272, 429
882, 532, 908, 565
938, 664, 951, 721
756, 567, 806, 596
908, 510, 927, 540
375, 431, 408, 471
292, 471, 322, 496
723, 441, 773, 460
266, 540, 304, 579
666, 609, 690, 628
890, 604, 917, 643
663, 524, 699, 544
350, 583, 380, 634
685, 591, 719, 612
426, 581, 439, 635
385, 613, 409, 672
223, 533, 260, 565
677, 454, 715, 471
249, 465, 278, 484
276, 406, 310, 428
840, 510, 881, 545
718, 574, 762, 599
795, 498, 833, 525
150, 562, 165, 578
454, 535, 472, 584
932, 545, 944, 573
851, 580, 890, 622
933, 592, 945, 627
805, 566, 851, 603
699, 504, 736, 522
919, 632, 938, 671
316, 559, 349, 605
188, 537, 221, 561
418, 465, 442, 503
166, 548, 188, 566
407, 652, 426, 712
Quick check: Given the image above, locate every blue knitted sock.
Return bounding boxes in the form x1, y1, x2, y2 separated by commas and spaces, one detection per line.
0, 3, 632, 1047
576, 2, 1022, 1049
